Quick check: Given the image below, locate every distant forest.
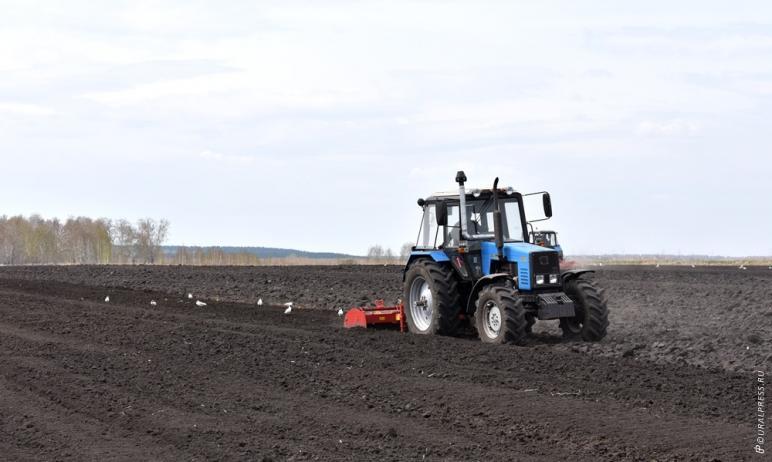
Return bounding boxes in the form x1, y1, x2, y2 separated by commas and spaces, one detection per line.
0, 215, 381, 266
0, 215, 169, 265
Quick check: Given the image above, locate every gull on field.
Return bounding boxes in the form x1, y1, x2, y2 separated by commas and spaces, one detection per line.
337, 308, 344, 317
195, 300, 207, 307
656, 263, 660, 268
150, 300, 157, 306
104, 296, 110, 303
187, 293, 193, 299
257, 298, 263, 306
691, 264, 696, 268
284, 302, 293, 314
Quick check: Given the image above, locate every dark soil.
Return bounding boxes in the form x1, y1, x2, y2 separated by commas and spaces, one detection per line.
0, 265, 768, 461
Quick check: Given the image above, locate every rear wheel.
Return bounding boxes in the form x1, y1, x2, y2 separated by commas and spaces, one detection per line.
474, 285, 527, 345
560, 276, 609, 341
403, 260, 461, 335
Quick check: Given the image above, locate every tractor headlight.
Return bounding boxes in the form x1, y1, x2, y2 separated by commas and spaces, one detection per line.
506, 186, 515, 195
535, 274, 545, 285
472, 188, 481, 198
549, 274, 559, 284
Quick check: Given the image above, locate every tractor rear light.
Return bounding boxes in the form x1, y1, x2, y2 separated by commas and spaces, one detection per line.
535, 274, 545, 285
549, 274, 559, 284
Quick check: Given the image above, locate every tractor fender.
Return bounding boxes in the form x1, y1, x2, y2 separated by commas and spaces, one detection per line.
464, 273, 513, 314
402, 251, 450, 281
560, 269, 594, 283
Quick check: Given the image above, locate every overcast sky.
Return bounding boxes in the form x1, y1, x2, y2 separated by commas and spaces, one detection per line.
1, 1, 771, 256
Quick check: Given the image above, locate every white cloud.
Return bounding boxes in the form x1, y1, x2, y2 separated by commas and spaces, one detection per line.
0, 102, 56, 116
199, 150, 253, 165
635, 119, 700, 137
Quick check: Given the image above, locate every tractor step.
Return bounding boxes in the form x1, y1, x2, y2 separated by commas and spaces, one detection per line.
344, 300, 406, 332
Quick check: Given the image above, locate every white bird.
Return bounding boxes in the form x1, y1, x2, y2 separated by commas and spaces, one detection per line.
150, 300, 157, 306
284, 303, 292, 314
257, 298, 263, 306
337, 308, 344, 317
187, 293, 193, 299
195, 300, 207, 307
656, 263, 660, 268
691, 264, 695, 268
104, 296, 110, 303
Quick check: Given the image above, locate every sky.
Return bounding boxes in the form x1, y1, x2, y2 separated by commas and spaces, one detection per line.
1, 1, 771, 256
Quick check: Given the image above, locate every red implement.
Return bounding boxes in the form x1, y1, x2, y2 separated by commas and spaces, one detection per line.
343, 300, 406, 332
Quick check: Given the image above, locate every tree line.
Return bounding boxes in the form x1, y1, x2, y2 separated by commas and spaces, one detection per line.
0, 215, 168, 265
366, 242, 414, 263
0, 214, 417, 266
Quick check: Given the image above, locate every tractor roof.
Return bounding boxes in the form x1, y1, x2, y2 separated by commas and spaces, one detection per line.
424, 188, 518, 202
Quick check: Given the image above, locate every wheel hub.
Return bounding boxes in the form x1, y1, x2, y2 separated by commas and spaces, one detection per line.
483, 301, 502, 338
409, 277, 433, 331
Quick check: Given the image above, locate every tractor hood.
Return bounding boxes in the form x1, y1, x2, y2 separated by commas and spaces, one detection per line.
480, 241, 560, 290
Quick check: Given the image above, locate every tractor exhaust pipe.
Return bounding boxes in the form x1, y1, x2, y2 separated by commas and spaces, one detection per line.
492, 177, 504, 262
455, 171, 470, 239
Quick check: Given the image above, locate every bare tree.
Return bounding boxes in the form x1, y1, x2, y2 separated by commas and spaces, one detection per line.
384, 248, 394, 261
112, 219, 136, 263
134, 218, 170, 264
367, 244, 385, 259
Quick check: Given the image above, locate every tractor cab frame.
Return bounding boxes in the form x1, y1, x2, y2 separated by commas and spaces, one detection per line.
529, 229, 564, 260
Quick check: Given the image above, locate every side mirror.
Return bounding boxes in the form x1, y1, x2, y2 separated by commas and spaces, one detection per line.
542, 193, 553, 218
436, 201, 448, 226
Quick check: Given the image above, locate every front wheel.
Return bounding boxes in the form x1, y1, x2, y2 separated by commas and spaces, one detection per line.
560, 276, 609, 341
474, 285, 527, 345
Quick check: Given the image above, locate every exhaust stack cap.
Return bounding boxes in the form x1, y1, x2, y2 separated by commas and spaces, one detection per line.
455, 171, 467, 185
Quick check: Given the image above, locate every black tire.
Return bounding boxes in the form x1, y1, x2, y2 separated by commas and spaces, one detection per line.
474, 285, 527, 345
560, 276, 609, 341
403, 260, 461, 335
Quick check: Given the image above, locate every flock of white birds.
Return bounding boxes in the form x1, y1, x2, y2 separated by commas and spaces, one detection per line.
101, 292, 319, 315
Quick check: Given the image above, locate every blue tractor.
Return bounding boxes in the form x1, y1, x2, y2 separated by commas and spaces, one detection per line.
403, 171, 608, 344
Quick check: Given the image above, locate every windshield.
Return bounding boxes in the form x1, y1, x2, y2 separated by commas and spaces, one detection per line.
444, 198, 524, 246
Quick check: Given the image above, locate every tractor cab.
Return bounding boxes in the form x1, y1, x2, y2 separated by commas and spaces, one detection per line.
402, 171, 608, 345
409, 173, 557, 288
529, 230, 564, 260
